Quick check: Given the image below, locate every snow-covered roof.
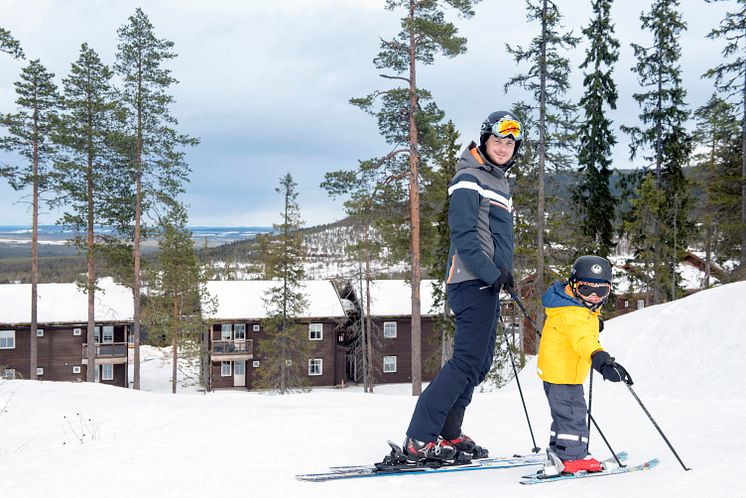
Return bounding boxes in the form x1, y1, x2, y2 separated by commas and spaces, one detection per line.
357, 279, 441, 317
204, 280, 346, 320
0, 277, 134, 325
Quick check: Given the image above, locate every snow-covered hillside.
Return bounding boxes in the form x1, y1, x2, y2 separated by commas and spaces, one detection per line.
0, 283, 744, 497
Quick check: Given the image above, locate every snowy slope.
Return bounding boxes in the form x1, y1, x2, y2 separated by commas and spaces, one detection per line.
0, 283, 745, 497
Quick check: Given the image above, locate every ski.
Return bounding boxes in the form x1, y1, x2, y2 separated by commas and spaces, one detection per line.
520, 456, 658, 485
298, 441, 564, 482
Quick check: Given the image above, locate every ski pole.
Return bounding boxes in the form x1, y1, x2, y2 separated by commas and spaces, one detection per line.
498, 315, 541, 453
626, 383, 692, 471
508, 288, 541, 338
587, 369, 593, 452
586, 410, 625, 468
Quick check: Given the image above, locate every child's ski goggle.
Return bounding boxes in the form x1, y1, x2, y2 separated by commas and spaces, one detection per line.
491, 117, 523, 140
575, 281, 611, 299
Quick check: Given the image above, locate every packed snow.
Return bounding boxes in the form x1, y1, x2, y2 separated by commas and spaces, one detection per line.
0, 282, 744, 497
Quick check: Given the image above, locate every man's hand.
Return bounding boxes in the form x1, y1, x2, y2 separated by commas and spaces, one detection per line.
492, 268, 515, 293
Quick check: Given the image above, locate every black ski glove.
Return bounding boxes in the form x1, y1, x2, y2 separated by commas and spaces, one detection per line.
492, 268, 515, 293
591, 350, 633, 385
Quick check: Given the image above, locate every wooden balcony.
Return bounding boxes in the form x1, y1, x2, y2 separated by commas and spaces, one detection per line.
210, 339, 253, 362
81, 342, 128, 365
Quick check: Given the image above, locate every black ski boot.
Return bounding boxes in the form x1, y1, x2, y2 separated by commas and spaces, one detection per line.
403, 436, 459, 462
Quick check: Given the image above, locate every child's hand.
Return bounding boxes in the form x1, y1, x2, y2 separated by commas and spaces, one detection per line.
591, 350, 633, 385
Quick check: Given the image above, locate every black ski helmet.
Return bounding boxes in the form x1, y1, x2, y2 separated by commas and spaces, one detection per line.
479, 110, 524, 171
569, 255, 613, 284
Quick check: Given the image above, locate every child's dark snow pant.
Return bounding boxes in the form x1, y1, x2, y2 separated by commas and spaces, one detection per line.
406, 280, 499, 442
543, 382, 589, 460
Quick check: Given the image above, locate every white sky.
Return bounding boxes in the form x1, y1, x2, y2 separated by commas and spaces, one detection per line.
0, 0, 732, 227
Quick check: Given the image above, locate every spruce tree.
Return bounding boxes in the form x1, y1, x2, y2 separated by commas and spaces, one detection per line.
621, 0, 692, 302
255, 173, 312, 394
505, 0, 580, 330
691, 94, 743, 283
0, 59, 60, 380
703, 0, 746, 271
115, 8, 198, 389
0, 27, 24, 60
572, 0, 619, 258
51, 43, 129, 382
364, 0, 480, 396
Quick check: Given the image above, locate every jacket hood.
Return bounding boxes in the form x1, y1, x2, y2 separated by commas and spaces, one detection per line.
542, 280, 586, 310
457, 141, 503, 176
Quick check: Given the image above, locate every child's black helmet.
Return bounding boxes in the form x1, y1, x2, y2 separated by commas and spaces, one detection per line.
479, 110, 524, 171
570, 255, 613, 284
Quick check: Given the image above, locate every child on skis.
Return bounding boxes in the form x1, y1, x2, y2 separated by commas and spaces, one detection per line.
537, 255, 633, 474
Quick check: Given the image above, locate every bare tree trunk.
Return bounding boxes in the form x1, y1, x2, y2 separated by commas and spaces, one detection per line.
742, 43, 746, 267
30, 125, 39, 380
172, 294, 178, 394
408, 0, 422, 396
358, 262, 368, 392
86, 148, 96, 382
535, 0, 548, 333
365, 248, 374, 393
653, 38, 664, 304
132, 70, 143, 390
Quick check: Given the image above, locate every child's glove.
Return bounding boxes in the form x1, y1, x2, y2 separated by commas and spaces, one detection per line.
591, 350, 633, 385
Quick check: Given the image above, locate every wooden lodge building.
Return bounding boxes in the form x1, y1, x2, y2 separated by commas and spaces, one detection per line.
202, 280, 350, 390
0, 278, 133, 387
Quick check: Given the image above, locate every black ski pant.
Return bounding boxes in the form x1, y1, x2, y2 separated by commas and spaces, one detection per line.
406, 280, 498, 442
543, 382, 589, 461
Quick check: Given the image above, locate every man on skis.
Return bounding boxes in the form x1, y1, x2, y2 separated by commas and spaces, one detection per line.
537, 255, 633, 473
402, 111, 523, 463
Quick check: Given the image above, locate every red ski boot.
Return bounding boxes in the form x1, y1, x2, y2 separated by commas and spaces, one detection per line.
561, 456, 604, 474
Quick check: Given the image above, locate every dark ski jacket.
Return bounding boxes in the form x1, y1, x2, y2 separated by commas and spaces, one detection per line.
537, 281, 603, 384
445, 142, 514, 285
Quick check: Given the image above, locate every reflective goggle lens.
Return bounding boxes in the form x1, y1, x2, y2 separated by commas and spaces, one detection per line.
491, 118, 522, 140
576, 282, 611, 299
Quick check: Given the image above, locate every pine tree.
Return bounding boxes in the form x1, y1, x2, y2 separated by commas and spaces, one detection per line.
115, 8, 198, 389
0, 27, 24, 60
0, 59, 60, 380
255, 173, 312, 394
572, 0, 619, 257
144, 202, 211, 393
703, 0, 746, 271
51, 43, 130, 382
621, 0, 692, 302
364, 0, 480, 396
505, 0, 580, 330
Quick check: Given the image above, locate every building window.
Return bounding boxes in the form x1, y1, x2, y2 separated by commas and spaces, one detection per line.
102, 326, 114, 343
309, 323, 323, 340
2, 369, 15, 380
234, 324, 246, 340
101, 364, 113, 381
72, 366, 81, 374
0, 330, 15, 349
383, 355, 397, 373
220, 361, 232, 377
308, 358, 323, 376
285, 359, 293, 367
36, 329, 44, 337
383, 322, 397, 339
73, 328, 82, 336
221, 324, 232, 340
624, 300, 629, 308
637, 300, 645, 310
252, 324, 261, 332
252, 361, 260, 368
36, 367, 44, 376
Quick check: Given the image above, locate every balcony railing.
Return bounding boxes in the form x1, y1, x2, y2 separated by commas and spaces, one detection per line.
82, 342, 128, 359
211, 339, 253, 355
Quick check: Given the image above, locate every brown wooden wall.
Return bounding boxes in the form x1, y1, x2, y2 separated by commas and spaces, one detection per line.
209, 320, 344, 390
0, 324, 128, 387
373, 316, 442, 384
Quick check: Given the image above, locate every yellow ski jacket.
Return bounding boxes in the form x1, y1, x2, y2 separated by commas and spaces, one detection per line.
537, 281, 603, 385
